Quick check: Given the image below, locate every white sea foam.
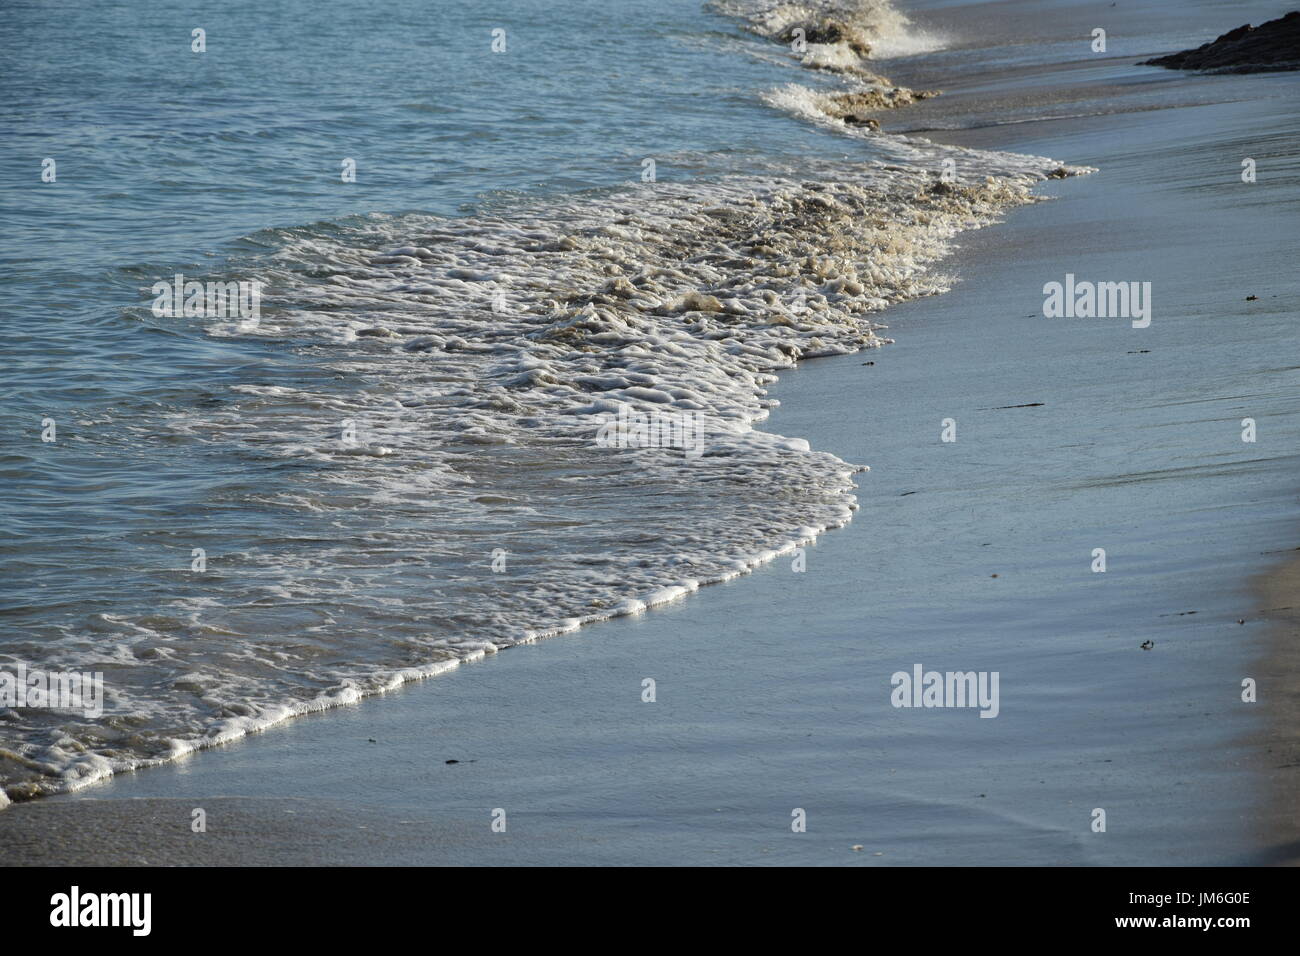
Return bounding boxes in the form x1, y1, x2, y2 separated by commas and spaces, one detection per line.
0, 0, 1094, 805
711, 0, 943, 64
714, 0, 913, 44
869, 28, 947, 60
0, 142, 1088, 804
715, 0, 951, 135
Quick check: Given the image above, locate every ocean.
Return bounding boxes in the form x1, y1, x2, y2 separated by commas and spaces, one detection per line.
0, 0, 1268, 807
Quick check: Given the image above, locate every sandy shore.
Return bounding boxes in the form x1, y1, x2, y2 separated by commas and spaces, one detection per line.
3, 0, 1296, 865
1255, 555, 1300, 864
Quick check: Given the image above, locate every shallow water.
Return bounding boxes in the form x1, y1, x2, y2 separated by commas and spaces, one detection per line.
0, 0, 1290, 807
0, 0, 1090, 801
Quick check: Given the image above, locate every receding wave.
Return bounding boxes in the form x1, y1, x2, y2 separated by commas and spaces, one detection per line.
0, 141, 1086, 805
0, 1, 1089, 806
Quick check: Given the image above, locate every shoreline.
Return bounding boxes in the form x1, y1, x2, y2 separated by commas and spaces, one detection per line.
3, 0, 1297, 865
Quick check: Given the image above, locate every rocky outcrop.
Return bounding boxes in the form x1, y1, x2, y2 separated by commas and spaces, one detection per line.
1143, 10, 1300, 73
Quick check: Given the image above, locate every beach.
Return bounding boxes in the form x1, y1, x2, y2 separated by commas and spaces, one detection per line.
2, 0, 1297, 865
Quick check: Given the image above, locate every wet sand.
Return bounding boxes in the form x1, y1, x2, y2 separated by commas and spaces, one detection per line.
1255, 555, 1300, 864
3, 0, 1297, 865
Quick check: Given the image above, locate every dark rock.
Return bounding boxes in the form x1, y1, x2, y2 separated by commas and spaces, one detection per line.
1143, 11, 1300, 73
778, 18, 873, 56
842, 114, 880, 130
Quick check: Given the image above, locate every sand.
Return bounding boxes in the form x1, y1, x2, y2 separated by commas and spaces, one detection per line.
1255, 555, 1300, 863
